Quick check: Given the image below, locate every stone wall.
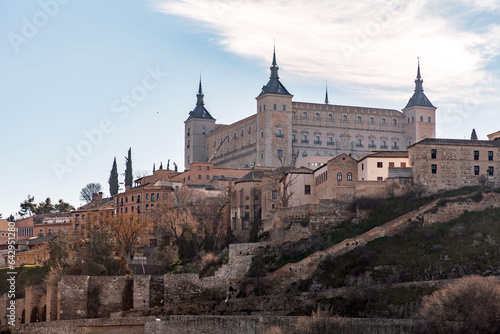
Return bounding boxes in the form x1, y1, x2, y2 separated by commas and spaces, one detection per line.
133, 275, 150, 310
88, 276, 133, 318
58, 276, 89, 320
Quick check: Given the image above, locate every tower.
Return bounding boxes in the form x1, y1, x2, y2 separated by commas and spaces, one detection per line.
403, 60, 436, 147
184, 79, 216, 168
256, 48, 293, 167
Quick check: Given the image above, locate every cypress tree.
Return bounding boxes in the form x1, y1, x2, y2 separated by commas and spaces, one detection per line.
109, 157, 119, 196
125, 148, 133, 188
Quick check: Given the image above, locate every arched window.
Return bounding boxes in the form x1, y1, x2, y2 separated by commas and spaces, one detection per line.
273, 104, 277, 110
302, 112, 307, 118
392, 119, 397, 125
328, 114, 333, 120
283, 105, 286, 111
347, 172, 352, 181
420, 116, 424, 122
315, 113, 320, 119
337, 172, 342, 181
342, 115, 347, 121
381, 118, 386, 124
428, 117, 431, 123
369, 117, 374, 124
357, 116, 361, 123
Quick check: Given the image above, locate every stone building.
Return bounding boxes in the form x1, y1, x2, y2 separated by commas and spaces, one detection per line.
409, 138, 500, 192
184, 50, 436, 169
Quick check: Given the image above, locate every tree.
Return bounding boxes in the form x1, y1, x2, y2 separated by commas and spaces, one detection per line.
34, 197, 54, 215
7, 215, 14, 222
54, 199, 75, 213
124, 148, 133, 188
47, 232, 70, 267
106, 212, 152, 262
82, 226, 119, 276
19, 195, 36, 217
80, 183, 102, 203
268, 147, 299, 209
418, 275, 500, 334
109, 157, 119, 197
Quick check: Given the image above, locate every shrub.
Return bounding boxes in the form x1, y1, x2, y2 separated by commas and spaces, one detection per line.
418, 275, 500, 334
294, 309, 347, 334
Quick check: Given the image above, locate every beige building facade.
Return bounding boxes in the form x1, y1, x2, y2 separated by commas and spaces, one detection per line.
409, 138, 500, 192
358, 151, 411, 181
184, 50, 436, 170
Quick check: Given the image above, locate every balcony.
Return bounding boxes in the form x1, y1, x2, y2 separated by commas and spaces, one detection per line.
301, 139, 309, 144
392, 146, 400, 150
276, 133, 284, 138
314, 140, 322, 145
292, 138, 297, 143
327, 141, 334, 146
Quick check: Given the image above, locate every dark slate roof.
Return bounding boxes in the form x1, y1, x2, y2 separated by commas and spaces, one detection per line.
358, 151, 409, 161
411, 138, 500, 148
187, 80, 215, 121
404, 63, 435, 109
235, 169, 270, 184
257, 50, 292, 97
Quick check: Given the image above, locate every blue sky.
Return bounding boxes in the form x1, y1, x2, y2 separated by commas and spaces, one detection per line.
1, 0, 499, 217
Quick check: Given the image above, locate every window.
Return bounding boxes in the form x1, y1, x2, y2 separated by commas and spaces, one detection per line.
357, 116, 361, 123
302, 135, 308, 143
273, 104, 276, 110
431, 164, 437, 174
198, 175, 201, 179
377, 162, 383, 168
474, 166, 480, 175
488, 166, 494, 176
315, 136, 320, 144
474, 151, 479, 160
369, 140, 375, 147
146, 204, 149, 210
428, 117, 431, 123
342, 115, 347, 121
206, 175, 210, 180
292, 134, 296, 142
337, 172, 342, 181
277, 149, 283, 158
304, 185, 311, 195
261, 131, 264, 138
489, 151, 493, 161
347, 172, 352, 181
157, 193, 160, 200
412, 116, 414, 122
315, 113, 320, 119
302, 112, 307, 118
377, 177, 383, 181
431, 149, 437, 159
187, 140, 190, 148
389, 162, 395, 168
381, 141, 387, 148
362, 163, 364, 170
328, 137, 333, 145
272, 191, 277, 199
392, 119, 397, 125
277, 129, 283, 137
233, 132, 236, 139
401, 162, 406, 167
146, 194, 149, 199
381, 118, 386, 124
261, 152, 264, 160
213, 140, 216, 148
198, 166, 202, 170
420, 116, 423, 122
357, 139, 362, 147
241, 129, 243, 137
393, 141, 398, 149
206, 166, 210, 170
281, 105, 285, 111
369, 117, 374, 124
187, 128, 190, 136
328, 114, 333, 120
292, 111, 295, 117
202, 126, 206, 134
151, 193, 155, 201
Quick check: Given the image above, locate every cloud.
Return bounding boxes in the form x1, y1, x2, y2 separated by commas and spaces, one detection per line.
151, 0, 500, 107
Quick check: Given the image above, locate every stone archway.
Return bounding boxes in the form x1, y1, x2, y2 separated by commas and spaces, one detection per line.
41, 305, 47, 322
30, 306, 39, 323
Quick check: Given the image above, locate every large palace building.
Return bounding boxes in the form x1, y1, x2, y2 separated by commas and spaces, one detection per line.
184, 50, 436, 169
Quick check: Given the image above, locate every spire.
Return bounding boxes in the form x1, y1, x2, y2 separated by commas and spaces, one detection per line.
270, 45, 279, 79
196, 76, 204, 106
471, 129, 478, 141
325, 82, 329, 105
404, 58, 435, 109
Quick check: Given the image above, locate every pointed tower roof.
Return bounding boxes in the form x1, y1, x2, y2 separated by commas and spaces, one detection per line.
404, 59, 435, 109
325, 83, 330, 104
258, 47, 292, 97
471, 129, 478, 141
187, 77, 215, 120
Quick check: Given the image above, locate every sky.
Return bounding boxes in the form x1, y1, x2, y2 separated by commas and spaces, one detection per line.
1, 0, 499, 218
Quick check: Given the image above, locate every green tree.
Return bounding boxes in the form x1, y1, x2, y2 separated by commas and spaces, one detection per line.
109, 157, 119, 197
80, 183, 102, 203
48, 232, 69, 267
82, 227, 118, 275
34, 197, 54, 215
124, 148, 133, 188
19, 195, 36, 217
54, 199, 75, 212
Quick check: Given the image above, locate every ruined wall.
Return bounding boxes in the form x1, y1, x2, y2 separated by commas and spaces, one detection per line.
88, 276, 133, 318
163, 274, 226, 305
133, 275, 150, 310
58, 276, 89, 320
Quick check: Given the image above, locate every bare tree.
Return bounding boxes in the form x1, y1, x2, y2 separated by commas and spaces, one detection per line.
270, 146, 299, 208
418, 275, 500, 334
80, 183, 102, 203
